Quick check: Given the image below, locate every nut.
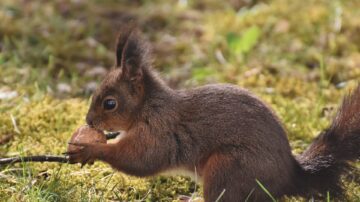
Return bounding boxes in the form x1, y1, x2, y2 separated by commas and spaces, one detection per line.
67, 125, 106, 153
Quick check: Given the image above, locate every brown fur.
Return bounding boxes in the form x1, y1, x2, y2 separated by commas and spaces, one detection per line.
69, 27, 360, 201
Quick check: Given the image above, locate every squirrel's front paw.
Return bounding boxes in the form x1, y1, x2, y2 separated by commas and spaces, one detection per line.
66, 142, 100, 167
66, 125, 107, 166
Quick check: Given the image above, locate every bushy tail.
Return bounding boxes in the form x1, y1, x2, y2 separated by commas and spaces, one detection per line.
296, 84, 360, 197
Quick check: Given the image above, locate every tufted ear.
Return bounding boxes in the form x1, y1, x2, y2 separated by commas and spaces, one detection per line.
115, 26, 133, 68
115, 26, 149, 84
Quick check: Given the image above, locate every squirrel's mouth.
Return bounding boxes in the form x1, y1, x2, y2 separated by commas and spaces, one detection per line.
104, 131, 121, 140
87, 123, 122, 140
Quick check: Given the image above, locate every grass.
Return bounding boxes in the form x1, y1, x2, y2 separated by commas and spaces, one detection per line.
0, 0, 359, 201
255, 179, 277, 202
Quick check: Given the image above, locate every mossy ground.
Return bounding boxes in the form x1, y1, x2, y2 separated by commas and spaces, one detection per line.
0, 0, 359, 201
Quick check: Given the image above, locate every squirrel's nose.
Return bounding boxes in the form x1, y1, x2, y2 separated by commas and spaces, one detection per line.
86, 113, 94, 127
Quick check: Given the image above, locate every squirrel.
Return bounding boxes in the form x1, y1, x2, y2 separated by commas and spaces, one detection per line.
68, 27, 360, 201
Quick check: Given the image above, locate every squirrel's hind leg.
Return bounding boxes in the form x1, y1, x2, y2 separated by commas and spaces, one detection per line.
202, 151, 270, 202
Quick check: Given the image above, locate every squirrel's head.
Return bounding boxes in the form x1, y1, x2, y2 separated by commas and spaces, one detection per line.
86, 27, 150, 131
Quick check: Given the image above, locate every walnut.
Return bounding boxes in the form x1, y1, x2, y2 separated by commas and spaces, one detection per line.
67, 125, 106, 160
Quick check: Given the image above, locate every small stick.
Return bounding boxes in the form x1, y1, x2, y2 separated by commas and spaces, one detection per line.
0, 132, 120, 165
0, 155, 69, 165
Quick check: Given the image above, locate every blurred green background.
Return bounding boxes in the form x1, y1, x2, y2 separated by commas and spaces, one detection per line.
0, 0, 359, 201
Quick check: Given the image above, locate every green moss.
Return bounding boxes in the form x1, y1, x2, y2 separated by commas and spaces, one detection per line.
0, 97, 195, 201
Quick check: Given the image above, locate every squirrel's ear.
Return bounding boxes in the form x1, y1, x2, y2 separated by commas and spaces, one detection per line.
123, 57, 143, 83
115, 27, 148, 83
115, 27, 133, 68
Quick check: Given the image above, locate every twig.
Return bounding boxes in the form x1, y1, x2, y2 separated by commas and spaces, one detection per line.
0, 132, 120, 165
0, 155, 69, 165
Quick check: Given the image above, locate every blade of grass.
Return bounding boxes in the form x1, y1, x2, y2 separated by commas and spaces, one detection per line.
245, 188, 255, 202
255, 179, 277, 202
215, 189, 226, 202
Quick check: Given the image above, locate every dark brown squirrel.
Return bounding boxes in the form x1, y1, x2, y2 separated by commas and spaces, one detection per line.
68, 27, 360, 201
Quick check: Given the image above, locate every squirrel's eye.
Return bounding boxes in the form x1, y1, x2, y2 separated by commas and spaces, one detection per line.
103, 98, 117, 111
